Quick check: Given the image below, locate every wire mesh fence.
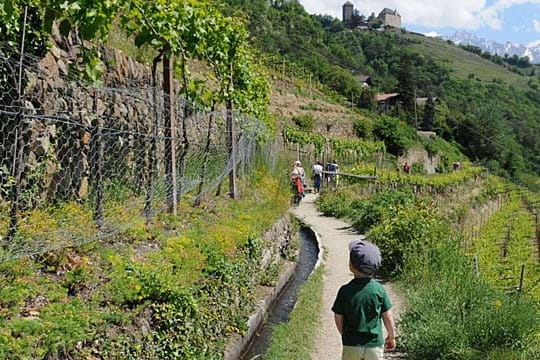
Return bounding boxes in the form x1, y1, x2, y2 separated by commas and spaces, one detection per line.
0, 41, 265, 263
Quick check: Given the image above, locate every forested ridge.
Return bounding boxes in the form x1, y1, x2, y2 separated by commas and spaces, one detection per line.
1, 1, 540, 359
226, 0, 540, 186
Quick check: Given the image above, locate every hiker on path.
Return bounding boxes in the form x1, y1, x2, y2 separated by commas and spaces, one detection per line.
291, 161, 305, 205
403, 162, 410, 174
332, 239, 396, 360
296, 160, 306, 189
312, 160, 323, 194
326, 160, 339, 190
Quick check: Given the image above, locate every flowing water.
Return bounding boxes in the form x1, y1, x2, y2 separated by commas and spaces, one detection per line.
241, 227, 320, 359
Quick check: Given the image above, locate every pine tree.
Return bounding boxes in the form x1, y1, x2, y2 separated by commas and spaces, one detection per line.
396, 56, 416, 125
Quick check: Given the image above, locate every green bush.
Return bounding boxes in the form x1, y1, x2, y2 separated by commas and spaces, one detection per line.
350, 189, 414, 233
316, 191, 352, 218
399, 245, 540, 359
411, 162, 425, 174
372, 115, 415, 156
353, 117, 373, 139
292, 114, 315, 132
368, 207, 448, 276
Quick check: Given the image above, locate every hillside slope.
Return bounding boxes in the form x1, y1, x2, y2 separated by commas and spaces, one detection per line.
400, 32, 530, 89
268, 75, 361, 137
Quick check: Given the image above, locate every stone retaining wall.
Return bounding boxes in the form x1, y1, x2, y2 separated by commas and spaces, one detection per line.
225, 213, 296, 359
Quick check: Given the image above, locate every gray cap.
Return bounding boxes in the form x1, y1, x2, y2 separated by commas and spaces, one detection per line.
349, 239, 382, 275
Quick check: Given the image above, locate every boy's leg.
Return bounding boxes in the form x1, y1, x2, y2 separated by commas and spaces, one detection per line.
342, 345, 384, 360
342, 345, 364, 360
363, 346, 384, 360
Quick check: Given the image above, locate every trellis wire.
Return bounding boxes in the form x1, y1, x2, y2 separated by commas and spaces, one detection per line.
0, 41, 266, 263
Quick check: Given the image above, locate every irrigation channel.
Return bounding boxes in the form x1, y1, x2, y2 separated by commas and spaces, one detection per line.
241, 227, 320, 359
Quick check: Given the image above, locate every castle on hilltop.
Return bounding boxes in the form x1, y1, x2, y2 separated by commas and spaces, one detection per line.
378, 8, 401, 28
342, 2, 402, 28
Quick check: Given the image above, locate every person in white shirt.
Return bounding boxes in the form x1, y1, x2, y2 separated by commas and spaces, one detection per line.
312, 160, 323, 193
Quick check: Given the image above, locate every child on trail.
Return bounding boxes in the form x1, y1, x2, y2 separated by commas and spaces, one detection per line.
332, 240, 396, 360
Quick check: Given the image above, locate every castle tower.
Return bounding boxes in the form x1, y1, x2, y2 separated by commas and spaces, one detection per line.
378, 8, 402, 28
343, 1, 354, 22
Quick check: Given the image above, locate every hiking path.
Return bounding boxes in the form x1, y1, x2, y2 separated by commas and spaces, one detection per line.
290, 193, 407, 360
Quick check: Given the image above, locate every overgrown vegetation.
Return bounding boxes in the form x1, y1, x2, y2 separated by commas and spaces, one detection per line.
2, 0, 540, 359
226, 0, 540, 186
315, 167, 540, 358
264, 267, 324, 359
0, 164, 293, 358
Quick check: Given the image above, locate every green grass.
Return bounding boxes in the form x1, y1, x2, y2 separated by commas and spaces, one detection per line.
400, 32, 530, 90
264, 266, 324, 360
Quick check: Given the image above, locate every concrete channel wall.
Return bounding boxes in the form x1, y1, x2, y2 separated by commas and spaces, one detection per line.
224, 214, 323, 360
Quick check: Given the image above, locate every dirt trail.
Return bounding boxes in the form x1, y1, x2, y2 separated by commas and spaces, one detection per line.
290, 193, 406, 360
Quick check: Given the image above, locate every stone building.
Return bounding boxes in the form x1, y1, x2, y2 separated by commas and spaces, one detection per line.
343, 1, 354, 22
378, 8, 401, 28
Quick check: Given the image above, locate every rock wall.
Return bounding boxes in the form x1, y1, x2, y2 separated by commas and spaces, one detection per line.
1, 28, 186, 204
225, 213, 296, 360
399, 147, 441, 174
261, 214, 295, 269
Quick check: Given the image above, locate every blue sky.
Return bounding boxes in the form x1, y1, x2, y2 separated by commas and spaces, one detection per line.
299, 1, 540, 45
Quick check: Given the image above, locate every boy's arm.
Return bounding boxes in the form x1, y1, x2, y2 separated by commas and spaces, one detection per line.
382, 310, 396, 350
334, 313, 344, 335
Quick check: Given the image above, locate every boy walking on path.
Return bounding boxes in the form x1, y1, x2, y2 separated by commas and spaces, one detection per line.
332, 240, 396, 360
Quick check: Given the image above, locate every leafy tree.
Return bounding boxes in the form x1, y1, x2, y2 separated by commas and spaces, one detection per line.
372, 115, 415, 155
422, 95, 435, 131
357, 87, 377, 110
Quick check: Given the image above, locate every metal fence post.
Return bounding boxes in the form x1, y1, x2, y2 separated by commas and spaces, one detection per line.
8, 8, 29, 241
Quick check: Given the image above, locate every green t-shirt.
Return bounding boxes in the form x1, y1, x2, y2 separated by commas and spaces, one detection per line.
331, 277, 392, 347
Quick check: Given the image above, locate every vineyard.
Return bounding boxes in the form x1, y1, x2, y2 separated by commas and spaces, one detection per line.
316, 160, 540, 358
0, 1, 293, 358
0, 0, 540, 359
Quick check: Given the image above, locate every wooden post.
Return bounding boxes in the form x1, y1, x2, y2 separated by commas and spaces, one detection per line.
309, 73, 312, 98
163, 49, 177, 215
227, 62, 237, 199
194, 101, 215, 206
93, 91, 104, 229
534, 211, 540, 261
227, 100, 237, 199
144, 53, 162, 223
8, 9, 29, 241
518, 264, 525, 293
8, 121, 24, 240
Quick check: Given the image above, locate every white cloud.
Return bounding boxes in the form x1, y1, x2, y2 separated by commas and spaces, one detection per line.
356, 0, 486, 29
299, 0, 341, 18
533, 19, 540, 31
424, 31, 440, 37
300, 0, 540, 30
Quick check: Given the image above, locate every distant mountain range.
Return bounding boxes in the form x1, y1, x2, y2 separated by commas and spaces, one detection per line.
444, 31, 540, 64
